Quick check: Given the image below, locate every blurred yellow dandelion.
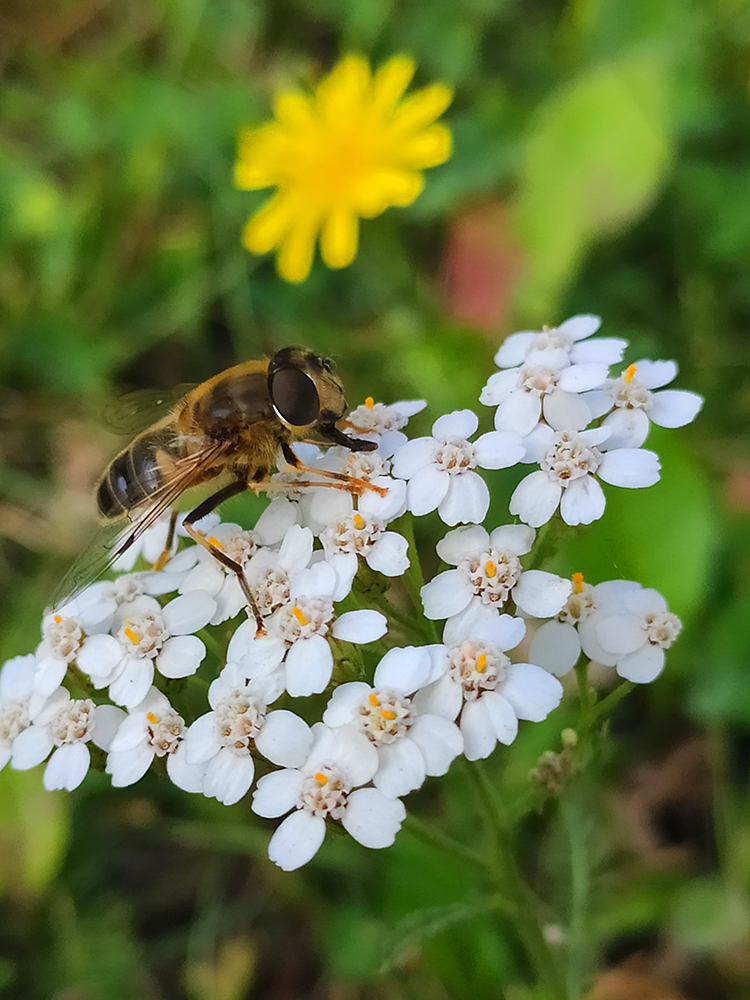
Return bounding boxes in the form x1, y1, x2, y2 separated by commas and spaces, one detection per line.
235, 54, 453, 283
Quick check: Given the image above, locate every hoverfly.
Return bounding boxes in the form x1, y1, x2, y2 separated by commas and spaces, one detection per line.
54, 347, 383, 634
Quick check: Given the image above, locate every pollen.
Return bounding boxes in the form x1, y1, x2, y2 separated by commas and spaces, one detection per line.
292, 606, 309, 626
572, 572, 584, 593
476, 654, 487, 673
368, 693, 380, 707
381, 709, 397, 720
124, 627, 139, 645
315, 772, 327, 785
365, 397, 374, 409
208, 536, 223, 549
625, 364, 637, 383
54, 615, 62, 624
353, 513, 365, 529
485, 560, 496, 578
147, 712, 158, 724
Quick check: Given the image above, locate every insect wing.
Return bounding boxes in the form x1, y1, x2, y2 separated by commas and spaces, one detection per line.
50, 441, 228, 611
103, 385, 196, 436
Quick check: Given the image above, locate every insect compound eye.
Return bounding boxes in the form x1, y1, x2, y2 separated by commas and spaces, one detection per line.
269, 366, 320, 427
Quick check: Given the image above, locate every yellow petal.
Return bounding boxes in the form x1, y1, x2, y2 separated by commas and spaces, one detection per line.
397, 124, 453, 168
355, 170, 424, 215
235, 125, 288, 189
370, 55, 416, 114
242, 194, 297, 253
276, 215, 320, 283
317, 54, 372, 121
273, 91, 315, 132
391, 83, 453, 135
320, 209, 359, 269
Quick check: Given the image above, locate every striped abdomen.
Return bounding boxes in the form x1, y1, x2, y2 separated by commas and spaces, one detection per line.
97, 425, 184, 519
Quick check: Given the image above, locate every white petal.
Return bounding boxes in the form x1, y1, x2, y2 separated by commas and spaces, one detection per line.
44, 743, 90, 791
632, 359, 677, 389
558, 314, 601, 340
359, 476, 407, 523
489, 524, 536, 556
284, 634, 333, 697
179, 560, 225, 598
33, 656, 68, 697
0, 654, 36, 700
480, 368, 521, 405
494, 332, 535, 368
617, 644, 665, 683
493, 390, 542, 436
373, 739, 427, 797
11, 726, 53, 769
580, 425, 612, 448
257, 710, 313, 767
108, 658, 154, 709
252, 768, 304, 818
602, 408, 650, 450
227, 626, 286, 673
268, 810, 326, 870
432, 409, 478, 441
649, 390, 703, 428
442, 601, 503, 645
156, 635, 205, 679
203, 748, 255, 804
473, 430, 525, 469
108, 712, 148, 752
597, 449, 660, 488
468, 612, 527, 651
391, 437, 437, 478
528, 621, 580, 676
623, 587, 667, 616
290, 561, 337, 601
254, 498, 300, 545
557, 363, 609, 393
502, 663, 563, 721
460, 699, 498, 760
596, 615, 646, 655
436, 525, 489, 565
543, 389, 592, 432
570, 337, 627, 366
184, 713, 220, 764
162, 591, 216, 635
308, 488, 353, 532
420, 570, 472, 620
408, 715, 463, 775
91, 705, 127, 751
560, 476, 606, 526
327, 725, 379, 786
322, 682, 370, 727
332, 609, 387, 644
509, 472, 561, 527
407, 466, 450, 516
342, 788, 406, 847
580, 389, 614, 419
578, 613, 619, 667
437, 473, 489, 526
373, 646, 433, 694
326, 552, 358, 601
167, 741, 207, 793
278, 524, 314, 575
481, 691, 519, 745
366, 532, 409, 577
106, 745, 153, 787
411, 674, 463, 720
75, 634, 123, 681
521, 422, 556, 463
513, 571, 572, 618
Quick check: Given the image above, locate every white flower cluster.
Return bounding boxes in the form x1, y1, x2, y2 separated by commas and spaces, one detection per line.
0, 316, 699, 871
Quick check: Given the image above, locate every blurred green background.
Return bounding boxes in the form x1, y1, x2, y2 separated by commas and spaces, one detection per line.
0, 0, 748, 997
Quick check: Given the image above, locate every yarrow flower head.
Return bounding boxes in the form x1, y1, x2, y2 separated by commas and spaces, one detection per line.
235, 54, 453, 282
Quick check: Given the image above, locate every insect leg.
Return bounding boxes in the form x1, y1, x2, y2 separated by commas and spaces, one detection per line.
151, 509, 180, 571
280, 443, 388, 498
182, 480, 267, 638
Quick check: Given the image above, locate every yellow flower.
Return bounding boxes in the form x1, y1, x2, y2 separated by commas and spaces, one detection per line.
235, 54, 453, 283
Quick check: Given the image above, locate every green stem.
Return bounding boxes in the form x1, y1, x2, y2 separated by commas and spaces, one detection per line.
469, 762, 566, 1000
561, 795, 591, 999
590, 680, 634, 723
398, 514, 440, 642
527, 516, 563, 571
402, 814, 490, 875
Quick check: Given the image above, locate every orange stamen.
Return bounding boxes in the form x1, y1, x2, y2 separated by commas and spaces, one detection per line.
485, 561, 496, 578
368, 693, 380, 707
572, 572, 584, 594
381, 709, 397, 720
476, 654, 487, 673
353, 513, 365, 529
315, 772, 327, 785
365, 397, 374, 409
292, 606, 308, 626
208, 536, 222, 549
124, 627, 139, 645
625, 363, 636, 383
147, 712, 158, 724
54, 615, 62, 624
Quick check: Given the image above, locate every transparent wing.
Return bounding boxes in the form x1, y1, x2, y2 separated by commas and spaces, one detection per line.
103, 385, 197, 436
50, 441, 229, 611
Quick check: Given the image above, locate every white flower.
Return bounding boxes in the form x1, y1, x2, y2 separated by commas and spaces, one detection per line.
582, 361, 704, 449
113, 510, 220, 571
76, 591, 215, 709
345, 397, 427, 456
179, 499, 300, 624
320, 510, 409, 600
420, 524, 572, 626
493, 315, 627, 369
303, 447, 407, 531
183, 663, 313, 806
579, 582, 682, 683
527, 573, 595, 676
392, 410, 524, 526
252, 723, 406, 871
11, 687, 125, 790
0, 655, 37, 769
322, 646, 462, 797
413, 613, 563, 760
510, 426, 660, 528
227, 561, 387, 698
480, 342, 610, 436
244, 524, 316, 620
105, 687, 204, 789
36, 586, 118, 696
